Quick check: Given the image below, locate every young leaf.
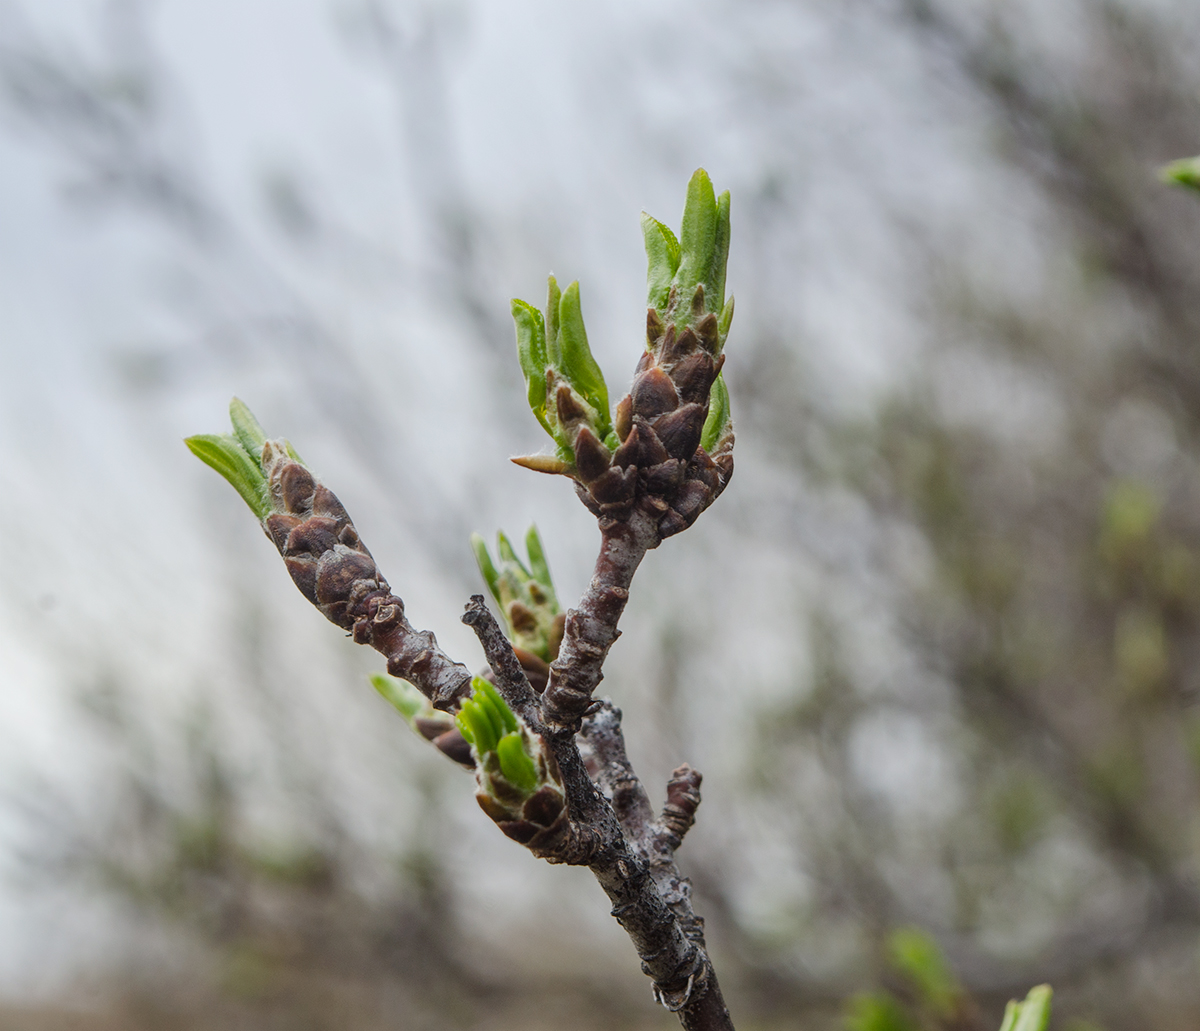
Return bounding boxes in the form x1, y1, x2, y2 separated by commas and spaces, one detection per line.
677, 169, 719, 304
369, 672, 427, 722
1011, 986, 1052, 1031
718, 295, 735, 341
556, 280, 611, 430
711, 189, 731, 312
545, 275, 563, 366
1161, 156, 1200, 194
229, 397, 268, 467
497, 732, 538, 792
700, 373, 731, 453
185, 433, 270, 519
511, 299, 552, 431
471, 533, 502, 608
642, 212, 682, 310
524, 524, 557, 601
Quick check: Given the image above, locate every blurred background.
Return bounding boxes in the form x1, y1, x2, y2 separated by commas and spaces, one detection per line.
3, 0, 1200, 1028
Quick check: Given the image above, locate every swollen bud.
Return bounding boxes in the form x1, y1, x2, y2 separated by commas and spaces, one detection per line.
470, 527, 563, 665
456, 679, 565, 842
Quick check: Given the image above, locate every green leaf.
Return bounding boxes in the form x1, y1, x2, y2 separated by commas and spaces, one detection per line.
475, 679, 519, 734
524, 524, 556, 600
471, 533, 502, 608
511, 299, 551, 432
496, 531, 529, 577
369, 673, 427, 722
718, 295, 735, 341
999, 1001, 1021, 1031
844, 992, 917, 1031
497, 732, 538, 791
229, 397, 268, 468
1161, 156, 1200, 194
556, 280, 610, 431
457, 702, 496, 753
642, 212, 681, 310
677, 169, 718, 304
545, 275, 563, 366
700, 372, 731, 453
711, 189, 731, 312
887, 927, 958, 1017
185, 433, 270, 519
1011, 986, 1052, 1031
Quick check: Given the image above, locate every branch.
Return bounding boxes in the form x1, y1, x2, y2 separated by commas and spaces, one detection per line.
256, 443, 472, 711
463, 602, 732, 1029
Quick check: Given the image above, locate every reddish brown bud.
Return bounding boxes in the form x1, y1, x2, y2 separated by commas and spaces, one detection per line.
507, 600, 538, 634
574, 481, 603, 516
284, 555, 318, 602
311, 484, 349, 523
514, 646, 550, 692
414, 716, 450, 741
573, 425, 611, 482
264, 513, 300, 553
434, 728, 474, 767
695, 311, 720, 353
556, 383, 587, 425
655, 324, 676, 363
669, 352, 716, 404
499, 819, 539, 844
631, 366, 680, 420
644, 459, 685, 495
315, 548, 377, 606
279, 463, 316, 514
588, 465, 636, 505
634, 421, 671, 466
651, 403, 706, 461
615, 393, 633, 442
523, 785, 565, 826
285, 516, 340, 557
671, 479, 711, 522
658, 510, 688, 538
664, 326, 699, 365
691, 282, 706, 318
646, 307, 664, 345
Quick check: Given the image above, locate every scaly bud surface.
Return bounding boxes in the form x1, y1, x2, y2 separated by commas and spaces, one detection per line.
456, 678, 566, 849
510, 170, 734, 541
471, 526, 565, 684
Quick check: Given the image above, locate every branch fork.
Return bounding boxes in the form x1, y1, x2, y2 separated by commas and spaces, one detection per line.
187, 169, 738, 1030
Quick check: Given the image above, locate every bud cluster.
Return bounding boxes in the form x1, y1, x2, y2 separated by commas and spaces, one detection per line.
471, 526, 564, 689
370, 672, 473, 767
456, 678, 566, 847
511, 170, 735, 539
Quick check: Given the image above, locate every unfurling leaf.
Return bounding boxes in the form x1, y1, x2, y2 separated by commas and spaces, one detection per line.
701, 372, 731, 454
642, 212, 682, 310
556, 280, 611, 435
1001, 985, 1052, 1031
511, 299, 551, 432
1161, 156, 1200, 194
472, 526, 562, 662
370, 672, 427, 723
185, 433, 270, 519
